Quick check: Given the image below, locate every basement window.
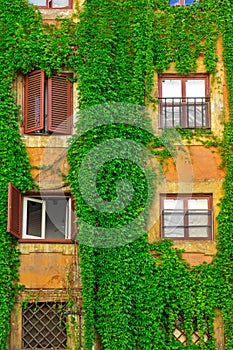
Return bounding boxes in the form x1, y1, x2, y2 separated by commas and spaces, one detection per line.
173, 311, 211, 345
7, 184, 77, 241
23, 70, 73, 135
22, 302, 67, 349
160, 194, 213, 240
28, 0, 73, 9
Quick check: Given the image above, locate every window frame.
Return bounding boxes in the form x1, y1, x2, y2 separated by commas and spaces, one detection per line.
29, 0, 73, 9
170, 0, 195, 6
158, 74, 210, 129
23, 70, 73, 135
160, 193, 213, 240
8, 183, 77, 243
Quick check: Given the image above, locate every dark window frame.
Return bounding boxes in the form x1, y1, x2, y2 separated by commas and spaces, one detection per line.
160, 193, 213, 240
29, 0, 73, 9
23, 70, 73, 135
158, 74, 210, 129
8, 183, 77, 243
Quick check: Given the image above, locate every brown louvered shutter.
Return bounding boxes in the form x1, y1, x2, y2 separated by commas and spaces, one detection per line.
48, 74, 72, 134
24, 70, 45, 133
7, 183, 22, 239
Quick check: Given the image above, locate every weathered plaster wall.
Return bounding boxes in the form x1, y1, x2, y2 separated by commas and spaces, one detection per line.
19, 243, 79, 289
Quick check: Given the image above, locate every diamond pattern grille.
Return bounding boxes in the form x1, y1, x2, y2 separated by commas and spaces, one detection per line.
173, 311, 211, 345
22, 302, 67, 349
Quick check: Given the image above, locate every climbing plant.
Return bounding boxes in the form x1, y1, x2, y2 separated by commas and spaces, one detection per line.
0, 0, 233, 349
68, 0, 233, 349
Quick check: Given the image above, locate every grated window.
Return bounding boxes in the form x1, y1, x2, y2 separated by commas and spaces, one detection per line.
22, 302, 67, 349
173, 311, 211, 345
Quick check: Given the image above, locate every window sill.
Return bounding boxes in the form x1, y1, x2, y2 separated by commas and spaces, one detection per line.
39, 9, 73, 21
18, 242, 77, 254
19, 239, 74, 243
23, 134, 71, 148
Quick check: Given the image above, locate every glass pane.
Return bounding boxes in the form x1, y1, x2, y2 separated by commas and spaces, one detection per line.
28, 0, 46, 5
188, 212, 209, 226
189, 227, 208, 237
164, 227, 184, 238
188, 199, 208, 209
161, 106, 182, 127
187, 105, 207, 127
170, 0, 181, 5
52, 0, 69, 7
164, 212, 184, 227
45, 199, 68, 239
27, 201, 42, 237
164, 199, 184, 210
162, 80, 182, 100
186, 80, 205, 102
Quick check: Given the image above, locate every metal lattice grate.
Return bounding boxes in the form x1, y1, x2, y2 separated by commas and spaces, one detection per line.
22, 302, 67, 349
173, 311, 211, 346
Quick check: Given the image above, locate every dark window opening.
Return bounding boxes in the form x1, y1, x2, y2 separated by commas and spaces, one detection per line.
7, 184, 77, 241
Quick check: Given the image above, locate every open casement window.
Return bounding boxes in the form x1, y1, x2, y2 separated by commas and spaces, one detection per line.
24, 70, 73, 135
158, 75, 210, 128
170, 0, 195, 5
160, 194, 213, 240
8, 183, 77, 241
28, 0, 72, 9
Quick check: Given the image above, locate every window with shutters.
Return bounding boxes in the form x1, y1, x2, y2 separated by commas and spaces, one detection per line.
28, 0, 73, 9
8, 184, 77, 241
23, 70, 73, 135
158, 75, 210, 128
160, 194, 213, 240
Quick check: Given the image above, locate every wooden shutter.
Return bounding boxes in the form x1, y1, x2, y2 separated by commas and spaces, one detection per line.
48, 74, 72, 134
7, 183, 22, 238
24, 70, 45, 133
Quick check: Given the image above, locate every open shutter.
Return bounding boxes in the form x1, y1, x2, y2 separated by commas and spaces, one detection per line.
24, 70, 45, 133
48, 74, 72, 134
7, 183, 22, 238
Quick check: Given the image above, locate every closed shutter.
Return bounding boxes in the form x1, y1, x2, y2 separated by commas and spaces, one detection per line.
48, 74, 72, 134
7, 183, 22, 238
24, 70, 45, 133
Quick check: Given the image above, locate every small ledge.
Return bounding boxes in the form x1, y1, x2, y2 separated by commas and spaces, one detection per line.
39, 9, 73, 20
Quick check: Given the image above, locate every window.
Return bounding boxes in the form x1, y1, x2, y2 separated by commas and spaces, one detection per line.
8, 184, 77, 241
158, 75, 210, 128
170, 0, 195, 5
160, 194, 213, 240
28, 0, 72, 9
173, 311, 211, 345
22, 302, 67, 349
24, 70, 73, 135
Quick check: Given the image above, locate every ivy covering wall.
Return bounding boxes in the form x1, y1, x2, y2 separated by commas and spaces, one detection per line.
0, 0, 233, 349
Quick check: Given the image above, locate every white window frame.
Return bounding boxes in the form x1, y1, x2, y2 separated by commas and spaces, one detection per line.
22, 197, 71, 240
